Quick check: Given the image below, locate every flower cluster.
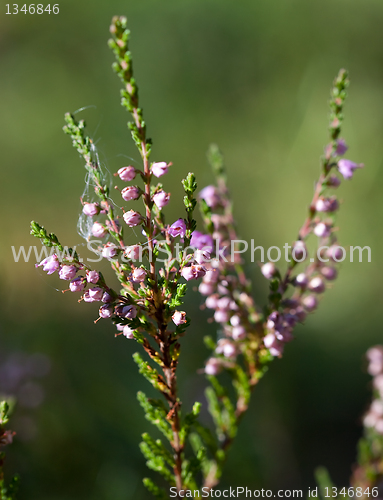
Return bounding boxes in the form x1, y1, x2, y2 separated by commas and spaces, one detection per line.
30, 18, 366, 498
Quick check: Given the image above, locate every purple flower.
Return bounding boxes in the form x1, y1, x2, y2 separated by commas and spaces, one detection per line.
292, 241, 307, 261
314, 222, 332, 238
315, 196, 339, 213
102, 243, 118, 260
232, 325, 246, 340
263, 333, 284, 357
153, 191, 170, 209
123, 325, 135, 339
261, 262, 276, 279
214, 309, 229, 323
321, 266, 337, 281
327, 175, 341, 188
102, 292, 113, 303
86, 270, 99, 284
190, 231, 214, 251
82, 202, 100, 216
327, 245, 344, 261
132, 268, 146, 283
123, 210, 143, 227
308, 276, 325, 294
205, 358, 221, 375
216, 339, 236, 358
121, 186, 140, 201
198, 282, 215, 296
181, 265, 206, 281
169, 219, 186, 238
69, 278, 85, 292
121, 305, 137, 319
87, 287, 104, 302
124, 245, 142, 261
335, 138, 348, 156
302, 295, 318, 311
92, 222, 107, 238
99, 305, 113, 318
117, 166, 136, 182
205, 295, 219, 309
199, 185, 220, 208
172, 311, 187, 326
59, 265, 77, 280
151, 162, 169, 178
36, 254, 60, 275
338, 159, 364, 180
295, 273, 308, 288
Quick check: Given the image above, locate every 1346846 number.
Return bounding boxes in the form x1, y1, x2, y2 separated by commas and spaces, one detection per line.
6, 4, 59, 14
324, 487, 378, 497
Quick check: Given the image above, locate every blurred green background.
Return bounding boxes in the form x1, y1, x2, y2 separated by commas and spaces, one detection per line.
1, 0, 383, 498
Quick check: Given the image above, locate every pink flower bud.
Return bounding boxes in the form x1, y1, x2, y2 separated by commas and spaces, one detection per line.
292, 241, 307, 261
36, 254, 60, 275
315, 197, 339, 213
59, 265, 77, 281
118, 166, 136, 182
151, 162, 169, 178
232, 325, 246, 340
181, 265, 206, 281
69, 278, 85, 292
302, 294, 318, 311
205, 358, 221, 375
335, 138, 348, 156
121, 186, 140, 201
214, 309, 229, 323
321, 266, 337, 281
217, 297, 231, 310
216, 339, 236, 358
169, 218, 186, 238
123, 325, 135, 339
308, 276, 325, 293
153, 191, 170, 209
314, 222, 332, 238
327, 245, 344, 261
88, 287, 103, 301
261, 262, 276, 279
203, 269, 218, 284
172, 311, 187, 326
82, 202, 100, 216
123, 210, 143, 227
295, 273, 308, 288
92, 222, 107, 238
102, 243, 118, 260
121, 305, 137, 319
199, 185, 220, 208
86, 270, 99, 284
263, 333, 284, 357
327, 175, 341, 188
230, 315, 241, 327
102, 292, 113, 303
198, 283, 215, 296
99, 305, 113, 318
205, 295, 219, 309
124, 245, 142, 261
132, 268, 146, 282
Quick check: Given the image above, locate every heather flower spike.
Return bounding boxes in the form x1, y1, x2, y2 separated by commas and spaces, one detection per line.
30, 21, 368, 499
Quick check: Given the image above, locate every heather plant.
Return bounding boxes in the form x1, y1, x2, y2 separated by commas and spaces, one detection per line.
29, 15, 375, 499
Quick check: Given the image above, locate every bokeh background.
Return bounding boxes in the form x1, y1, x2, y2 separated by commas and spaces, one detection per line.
1, 0, 383, 498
